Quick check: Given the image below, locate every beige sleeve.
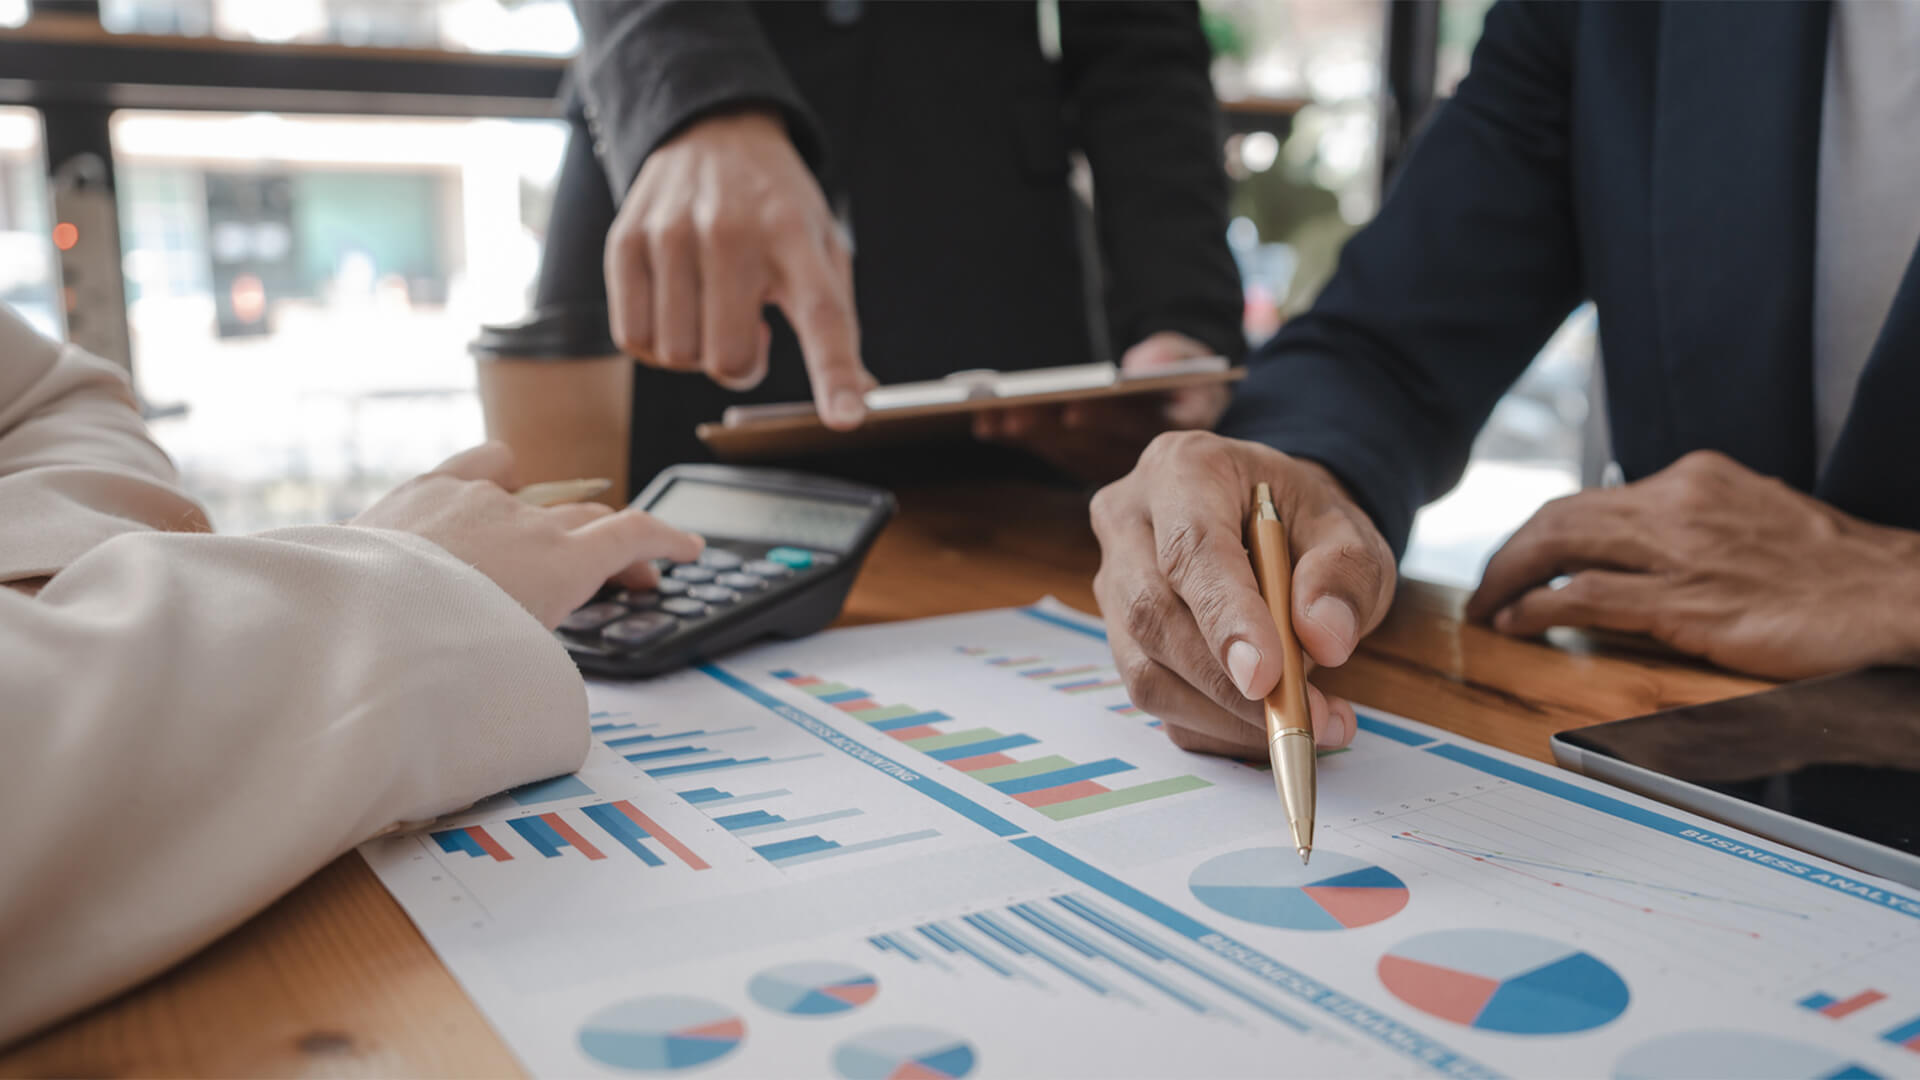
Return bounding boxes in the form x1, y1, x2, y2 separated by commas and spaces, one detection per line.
0, 305, 211, 582
0, 308, 591, 1044
0, 525, 590, 1045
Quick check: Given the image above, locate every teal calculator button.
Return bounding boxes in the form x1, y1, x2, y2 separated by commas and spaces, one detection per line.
766, 546, 813, 568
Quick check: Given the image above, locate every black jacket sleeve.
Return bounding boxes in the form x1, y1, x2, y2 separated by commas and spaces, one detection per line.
1218, 0, 1585, 557
1058, 1, 1244, 359
570, 0, 827, 198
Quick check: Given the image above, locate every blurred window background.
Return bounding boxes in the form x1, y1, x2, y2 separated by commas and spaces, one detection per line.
0, 107, 57, 338
98, 0, 580, 54
8, 0, 1600, 587
113, 111, 566, 531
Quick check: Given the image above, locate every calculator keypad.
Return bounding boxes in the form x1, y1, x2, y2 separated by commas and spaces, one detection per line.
696, 548, 744, 570
660, 597, 708, 618
561, 542, 836, 657
601, 612, 675, 647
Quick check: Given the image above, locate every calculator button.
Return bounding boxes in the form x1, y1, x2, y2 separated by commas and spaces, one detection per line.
614, 589, 660, 608
687, 584, 738, 604
560, 601, 627, 634
715, 572, 764, 590
600, 612, 676, 649
744, 559, 793, 578
696, 548, 743, 570
669, 564, 717, 583
660, 597, 708, 618
655, 577, 690, 597
764, 546, 813, 569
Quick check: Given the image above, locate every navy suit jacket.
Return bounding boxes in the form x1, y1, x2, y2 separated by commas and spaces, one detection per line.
1220, 0, 1920, 557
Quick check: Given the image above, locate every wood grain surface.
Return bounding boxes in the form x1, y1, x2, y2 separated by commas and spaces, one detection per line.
0, 481, 1770, 1078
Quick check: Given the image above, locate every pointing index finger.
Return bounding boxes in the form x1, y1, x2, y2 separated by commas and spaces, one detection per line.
771, 227, 873, 431
1147, 469, 1288, 702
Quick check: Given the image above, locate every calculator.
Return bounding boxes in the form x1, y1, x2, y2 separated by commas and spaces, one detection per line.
556, 464, 896, 677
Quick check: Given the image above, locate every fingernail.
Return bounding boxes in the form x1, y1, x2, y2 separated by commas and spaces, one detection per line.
1304, 596, 1359, 665
1493, 607, 1515, 633
827, 389, 864, 426
1226, 639, 1262, 698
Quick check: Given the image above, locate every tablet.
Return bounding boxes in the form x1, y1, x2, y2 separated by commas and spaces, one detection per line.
695, 358, 1243, 461
1551, 667, 1920, 888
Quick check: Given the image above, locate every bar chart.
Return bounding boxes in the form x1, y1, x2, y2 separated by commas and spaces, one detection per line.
1795, 986, 1920, 1055
433, 802, 710, 870
508, 813, 606, 861
433, 824, 513, 862
861, 890, 1312, 1029
1799, 989, 1890, 1021
675, 783, 940, 869
771, 668, 1208, 821
957, 646, 1155, 727
593, 717, 823, 781
506, 774, 596, 806
1882, 1014, 1920, 1055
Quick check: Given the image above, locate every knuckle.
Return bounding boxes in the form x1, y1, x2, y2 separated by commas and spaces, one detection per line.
697, 210, 750, 250
1141, 428, 1210, 468
652, 217, 696, 252
1153, 519, 1207, 586
1121, 585, 1171, 651
610, 324, 646, 358
612, 222, 651, 261
1676, 448, 1730, 473
1088, 482, 1125, 530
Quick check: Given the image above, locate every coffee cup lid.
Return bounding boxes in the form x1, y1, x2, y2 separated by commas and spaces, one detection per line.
471, 304, 618, 360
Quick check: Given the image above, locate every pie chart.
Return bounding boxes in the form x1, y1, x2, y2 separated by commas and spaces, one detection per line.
1188, 848, 1410, 930
1378, 929, 1629, 1035
1614, 1031, 1884, 1080
833, 1026, 977, 1080
578, 995, 746, 1071
749, 961, 879, 1016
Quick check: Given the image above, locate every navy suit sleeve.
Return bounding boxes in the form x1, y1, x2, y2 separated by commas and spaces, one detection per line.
1218, 0, 1585, 557
570, 1, 827, 198
1059, 2, 1245, 359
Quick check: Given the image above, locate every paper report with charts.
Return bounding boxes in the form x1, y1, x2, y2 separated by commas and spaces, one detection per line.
362, 600, 1920, 1079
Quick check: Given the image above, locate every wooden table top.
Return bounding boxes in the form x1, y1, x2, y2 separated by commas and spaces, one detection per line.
0, 481, 1770, 1078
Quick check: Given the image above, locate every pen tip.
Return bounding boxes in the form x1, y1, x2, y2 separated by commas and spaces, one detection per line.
1298, 847, 1311, 865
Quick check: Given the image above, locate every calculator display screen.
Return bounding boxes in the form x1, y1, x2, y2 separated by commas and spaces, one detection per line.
648, 481, 870, 551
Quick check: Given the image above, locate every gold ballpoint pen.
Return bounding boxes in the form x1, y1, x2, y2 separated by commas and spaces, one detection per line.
1248, 482, 1317, 864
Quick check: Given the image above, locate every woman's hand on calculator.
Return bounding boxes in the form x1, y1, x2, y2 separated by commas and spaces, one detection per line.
351, 442, 704, 629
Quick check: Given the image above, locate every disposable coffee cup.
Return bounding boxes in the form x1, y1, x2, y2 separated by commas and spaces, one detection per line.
471, 304, 631, 505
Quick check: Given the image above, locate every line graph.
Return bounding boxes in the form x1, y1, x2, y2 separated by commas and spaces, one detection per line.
1391, 828, 1808, 937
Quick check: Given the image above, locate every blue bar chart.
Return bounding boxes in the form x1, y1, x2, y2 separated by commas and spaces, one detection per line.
592, 715, 825, 781
860, 891, 1313, 1027
674, 783, 940, 869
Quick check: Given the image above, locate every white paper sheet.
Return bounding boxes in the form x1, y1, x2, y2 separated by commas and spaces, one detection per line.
361, 601, 1920, 1079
